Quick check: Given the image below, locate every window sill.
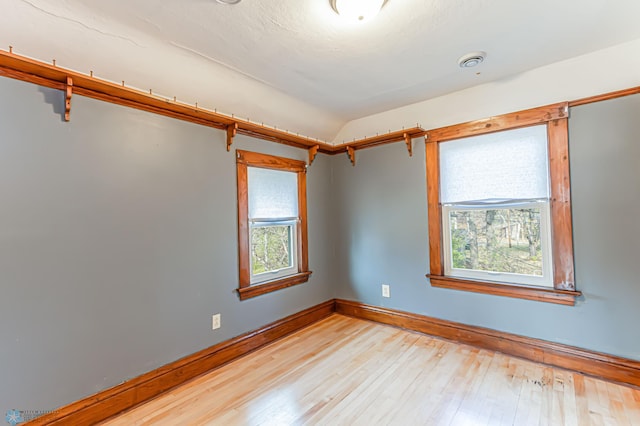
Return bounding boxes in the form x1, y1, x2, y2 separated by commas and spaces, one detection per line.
238, 271, 312, 300
426, 275, 581, 306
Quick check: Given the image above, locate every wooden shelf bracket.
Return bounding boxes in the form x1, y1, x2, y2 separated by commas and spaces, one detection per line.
346, 146, 356, 166
404, 132, 413, 157
65, 76, 73, 121
308, 145, 319, 166
226, 122, 238, 151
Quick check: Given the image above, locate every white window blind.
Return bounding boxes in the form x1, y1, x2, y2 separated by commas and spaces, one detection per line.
248, 167, 298, 220
439, 125, 550, 204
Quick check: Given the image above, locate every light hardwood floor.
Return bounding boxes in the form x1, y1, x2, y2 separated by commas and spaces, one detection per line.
102, 314, 640, 425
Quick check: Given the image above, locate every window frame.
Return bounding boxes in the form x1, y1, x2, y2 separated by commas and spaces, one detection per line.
425, 103, 581, 305
236, 150, 311, 300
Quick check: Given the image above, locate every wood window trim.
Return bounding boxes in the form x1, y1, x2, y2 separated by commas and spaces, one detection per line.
427, 275, 581, 306
425, 103, 581, 306
236, 150, 311, 300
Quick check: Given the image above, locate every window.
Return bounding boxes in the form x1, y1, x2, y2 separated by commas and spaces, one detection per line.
236, 150, 310, 300
440, 125, 553, 287
247, 166, 299, 283
426, 103, 580, 305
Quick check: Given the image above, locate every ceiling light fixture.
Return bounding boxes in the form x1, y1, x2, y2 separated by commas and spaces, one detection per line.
215, 0, 241, 4
330, 0, 387, 22
458, 52, 486, 68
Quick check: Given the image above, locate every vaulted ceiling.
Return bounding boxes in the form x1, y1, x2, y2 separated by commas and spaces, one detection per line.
2, 0, 640, 141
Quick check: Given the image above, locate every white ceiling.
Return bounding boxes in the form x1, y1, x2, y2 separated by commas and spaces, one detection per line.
2, 0, 640, 141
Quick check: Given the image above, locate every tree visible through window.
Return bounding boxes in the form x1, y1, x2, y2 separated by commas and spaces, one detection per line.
251, 224, 294, 276
426, 103, 579, 305
236, 150, 311, 300
439, 124, 553, 287
448, 207, 543, 276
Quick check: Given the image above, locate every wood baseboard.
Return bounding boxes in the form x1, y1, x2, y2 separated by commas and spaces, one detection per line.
335, 299, 640, 388
29, 298, 640, 424
30, 300, 335, 425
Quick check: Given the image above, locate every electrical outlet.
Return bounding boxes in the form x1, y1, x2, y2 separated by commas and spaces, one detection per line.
382, 284, 390, 298
212, 313, 221, 330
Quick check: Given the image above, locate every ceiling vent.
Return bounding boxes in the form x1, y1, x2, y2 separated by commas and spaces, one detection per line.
458, 52, 486, 68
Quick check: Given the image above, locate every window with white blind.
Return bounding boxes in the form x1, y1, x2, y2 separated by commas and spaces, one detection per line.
236, 150, 310, 300
439, 125, 553, 287
247, 167, 299, 283
425, 103, 579, 305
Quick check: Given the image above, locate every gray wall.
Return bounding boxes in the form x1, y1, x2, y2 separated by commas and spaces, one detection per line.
0, 77, 335, 414
1, 73, 639, 416
332, 94, 640, 361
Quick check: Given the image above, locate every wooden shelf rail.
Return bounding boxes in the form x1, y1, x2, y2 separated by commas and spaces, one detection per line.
0, 49, 425, 160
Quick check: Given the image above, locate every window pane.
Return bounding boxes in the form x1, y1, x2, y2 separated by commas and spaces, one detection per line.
439, 125, 549, 203
248, 167, 298, 219
448, 207, 544, 277
251, 225, 294, 275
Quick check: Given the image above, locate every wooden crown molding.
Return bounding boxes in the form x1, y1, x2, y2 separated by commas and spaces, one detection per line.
329, 127, 425, 155
1, 49, 639, 162
0, 49, 338, 153
569, 86, 640, 107
0, 49, 427, 159
5, 48, 636, 163
329, 127, 425, 166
